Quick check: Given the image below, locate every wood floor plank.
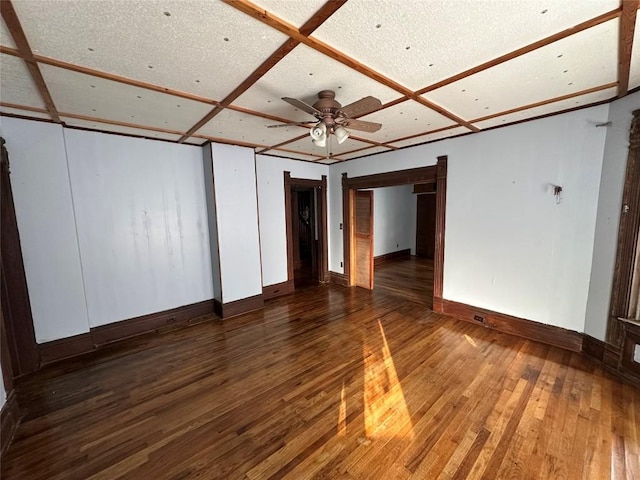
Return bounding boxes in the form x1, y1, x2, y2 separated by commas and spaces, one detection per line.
2, 257, 639, 479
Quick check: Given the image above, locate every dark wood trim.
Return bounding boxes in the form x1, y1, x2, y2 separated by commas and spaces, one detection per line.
342, 163, 445, 308
582, 333, 640, 389
341, 174, 350, 284
618, 1, 639, 97
284, 173, 329, 286
0, 390, 20, 457
214, 294, 264, 319
374, 248, 411, 266
416, 8, 621, 96
92, 299, 214, 345
37, 300, 215, 365
284, 172, 294, 281
442, 299, 583, 352
39, 332, 94, 365
607, 109, 640, 346
621, 320, 640, 377
433, 156, 447, 312
343, 166, 437, 190
179, 1, 347, 143
263, 279, 295, 300
329, 271, 349, 287
1, 137, 40, 376
320, 175, 329, 282
0, 1, 60, 122
470, 82, 618, 124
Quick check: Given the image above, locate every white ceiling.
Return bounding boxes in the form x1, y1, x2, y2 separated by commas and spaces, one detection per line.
0, 0, 637, 164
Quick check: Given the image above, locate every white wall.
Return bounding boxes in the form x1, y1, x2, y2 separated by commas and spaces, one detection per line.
255, 155, 328, 286
372, 185, 417, 257
1, 118, 216, 340
0, 118, 90, 342
64, 129, 212, 327
211, 143, 263, 303
0, 361, 6, 409
330, 105, 610, 332
585, 91, 640, 340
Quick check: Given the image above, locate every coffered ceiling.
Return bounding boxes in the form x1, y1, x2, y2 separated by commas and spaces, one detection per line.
0, 0, 637, 163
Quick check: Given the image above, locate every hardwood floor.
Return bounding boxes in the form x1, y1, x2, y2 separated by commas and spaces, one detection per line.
374, 255, 434, 309
3, 280, 639, 479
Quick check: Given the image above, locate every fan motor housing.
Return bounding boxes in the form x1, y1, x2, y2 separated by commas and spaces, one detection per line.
313, 90, 341, 127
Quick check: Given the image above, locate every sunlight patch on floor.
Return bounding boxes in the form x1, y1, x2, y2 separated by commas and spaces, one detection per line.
362, 320, 414, 440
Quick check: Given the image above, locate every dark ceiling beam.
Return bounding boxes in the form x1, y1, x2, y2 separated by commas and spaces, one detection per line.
178, 0, 348, 143
1, 0, 60, 122
223, 0, 480, 132
416, 8, 621, 96
618, 0, 639, 97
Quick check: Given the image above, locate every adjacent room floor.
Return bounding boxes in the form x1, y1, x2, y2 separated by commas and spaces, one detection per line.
2, 272, 639, 479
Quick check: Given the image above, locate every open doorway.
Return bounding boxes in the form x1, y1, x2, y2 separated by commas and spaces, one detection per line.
284, 172, 328, 291
342, 157, 447, 312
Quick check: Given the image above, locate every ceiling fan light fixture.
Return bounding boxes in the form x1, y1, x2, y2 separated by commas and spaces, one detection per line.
310, 122, 327, 142
312, 137, 326, 148
334, 126, 350, 144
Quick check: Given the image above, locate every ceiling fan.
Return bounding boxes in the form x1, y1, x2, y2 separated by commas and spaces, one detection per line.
267, 90, 383, 147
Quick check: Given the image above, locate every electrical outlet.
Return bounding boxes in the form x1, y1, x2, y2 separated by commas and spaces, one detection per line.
473, 314, 485, 323
340, 261, 343, 267
340, 223, 343, 230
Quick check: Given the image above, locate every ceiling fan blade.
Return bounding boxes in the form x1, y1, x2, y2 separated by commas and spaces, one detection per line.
339, 118, 382, 133
282, 97, 322, 117
339, 96, 382, 118
266, 121, 316, 128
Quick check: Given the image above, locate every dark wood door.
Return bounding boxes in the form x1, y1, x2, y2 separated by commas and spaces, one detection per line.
416, 194, 436, 259
354, 190, 374, 290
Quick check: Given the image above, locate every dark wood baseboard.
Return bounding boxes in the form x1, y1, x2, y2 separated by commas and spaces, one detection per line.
442, 299, 583, 352
329, 271, 349, 287
214, 294, 264, 319
39, 332, 94, 365
1, 390, 20, 457
374, 248, 411, 266
92, 300, 214, 346
38, 299, 216, 365
263, 280, 294, 301
582, 333, 639, 389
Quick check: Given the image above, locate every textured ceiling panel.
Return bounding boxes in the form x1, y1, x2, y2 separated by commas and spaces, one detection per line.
316, 158, 339, 164
474, 87, 617, 130
280, 135, 371, 159
12, 0, 289, 101
251, 0, 328, 28
61, 116, 182, 141
233, 43, 400, 120
0, 107, 51, 120
629, 16, 640, 91
41, 64, 211, 132
196, 108, 306, 147
312, 0, 619, 91
1, 17, 16, 48
389, 126, 471, 149
355, 99, 455, 143
0, 54, 46, 108
333, 145, 394, 161
425, 20, 618, 122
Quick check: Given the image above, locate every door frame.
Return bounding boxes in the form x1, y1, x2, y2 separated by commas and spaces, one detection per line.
342, 156, 448, 311
607, 109, 640, 346
284, 172, 329, 285
1, 137, 40, 377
